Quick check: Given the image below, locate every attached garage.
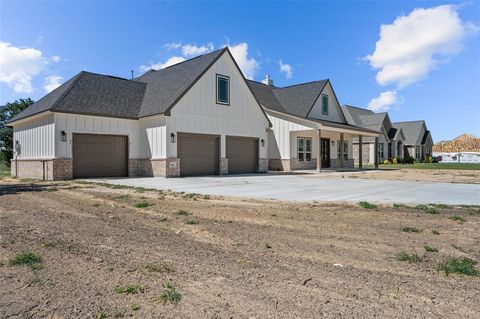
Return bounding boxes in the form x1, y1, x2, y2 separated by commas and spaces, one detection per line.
73, 133, 128, 178
178, 132, 220, 177
226, 136, 259, 174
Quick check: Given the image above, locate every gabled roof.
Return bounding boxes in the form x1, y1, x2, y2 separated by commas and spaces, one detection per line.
392, 120, 426, 145
247, 79, 328, 118
9, 72, 147, 122
342, 105, 387, 132
135, 48, 225, 117
10, 48, 271, 126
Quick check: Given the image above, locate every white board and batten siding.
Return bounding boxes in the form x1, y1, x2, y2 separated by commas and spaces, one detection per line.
307, 82, 346, 123
54, 113, 151, 159
167, 52, 270, 158
12, 113, 55, 159
268, 115, 312, 159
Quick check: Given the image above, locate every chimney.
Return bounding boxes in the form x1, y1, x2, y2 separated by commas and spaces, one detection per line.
262, 74, 273, 86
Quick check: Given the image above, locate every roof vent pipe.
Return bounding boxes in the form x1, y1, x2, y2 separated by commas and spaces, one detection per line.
262, 74, 273, 86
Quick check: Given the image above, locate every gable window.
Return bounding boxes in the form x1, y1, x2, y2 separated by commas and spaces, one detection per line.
297, 137, 312, 161
216, 74, 230, 105
337, 140, 348, 161
321, 94, 329, 115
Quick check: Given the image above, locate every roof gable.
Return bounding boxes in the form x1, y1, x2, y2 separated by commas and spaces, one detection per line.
342, 105, 387, 132
393, 120, 426, 145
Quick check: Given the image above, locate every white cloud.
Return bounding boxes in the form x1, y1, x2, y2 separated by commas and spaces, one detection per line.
51, 55, 61, 63
367, 90, 399, 112
43, 75, 63, 93
139, 56, 186, 72
279, 59, 293, 79
181, 43, 214, 57
163, 42, 182, 50
365, 5, 479, 88
0, 41, 47, 93
226, 42, 259, 80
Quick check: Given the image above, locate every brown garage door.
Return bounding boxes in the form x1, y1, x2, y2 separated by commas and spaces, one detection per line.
226, 136, 258, 174
73, 133, 128, 178
178, 133, 219, 176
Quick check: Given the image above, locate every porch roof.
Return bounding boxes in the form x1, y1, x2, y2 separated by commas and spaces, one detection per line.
266, 109, 379, 137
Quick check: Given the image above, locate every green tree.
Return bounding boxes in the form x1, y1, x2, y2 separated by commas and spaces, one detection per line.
0, 98, 34, 164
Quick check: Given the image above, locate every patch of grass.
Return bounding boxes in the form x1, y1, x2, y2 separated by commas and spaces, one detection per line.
115, 195, 129, 200
424, 207, 439, 214
424, 243, 438, 253
449, 215, 466, 223
96, 310, 108, 319
265, 243, 272, 249
359, 201, 377, 209
185, 219, 198, 225
415, 204, 428, 210
396, 252, 422, 263
432, 229, 440, 235
9, 252, 42, 269
437, 257, 479, 276
175, 209, 190, 216
401, 226, 421, 233
0, 162, 10, 178
159, 283, 182, 305
380, 163, 480, 170
45, 188, 58, 192
115, 284, 144, 294
145, 260, 174, 273
130, 303, 140, 311
429, 203, 452, 209
135, 201, 149, 208
393, 203, 410, 209
203, 195, 211, 200
183, 193, 200, 199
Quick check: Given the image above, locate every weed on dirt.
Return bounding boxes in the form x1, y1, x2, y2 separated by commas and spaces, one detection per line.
437, 257, 479, 277
359, 201, 377, 209
159, 283, 182, 304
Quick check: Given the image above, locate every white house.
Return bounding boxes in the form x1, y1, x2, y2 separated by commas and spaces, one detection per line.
248, 79, 379, 171
8, 48, 379, 180
8, 48, 271, 179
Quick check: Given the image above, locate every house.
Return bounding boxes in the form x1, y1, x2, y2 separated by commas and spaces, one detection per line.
247, 78, 379, 171
342, 105, 406, 164
8, 48, 272, 179
392, 120, 433, 160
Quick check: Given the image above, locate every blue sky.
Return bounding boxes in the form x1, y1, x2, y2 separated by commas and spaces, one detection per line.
1, 1, 479, 141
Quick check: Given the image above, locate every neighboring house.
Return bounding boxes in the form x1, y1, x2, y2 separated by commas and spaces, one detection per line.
342, 105, 406, 164
392, 120, 434, 160
247, 78, 379, 171
7, 48, 272, 180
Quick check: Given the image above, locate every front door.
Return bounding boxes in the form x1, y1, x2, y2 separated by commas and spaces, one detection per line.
321, 138, 330, 168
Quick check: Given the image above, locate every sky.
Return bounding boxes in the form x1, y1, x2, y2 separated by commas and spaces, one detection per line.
1, 1, 479, 141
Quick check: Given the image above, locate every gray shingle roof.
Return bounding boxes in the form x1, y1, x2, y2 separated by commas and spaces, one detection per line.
247, 80, 328, 117
342, 105, 387, 132
393, 120, 426, 145
9, 48, 226, 123
135, 48, 225, 117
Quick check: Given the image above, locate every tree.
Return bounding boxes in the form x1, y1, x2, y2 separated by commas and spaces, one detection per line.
0, 98, 34, 164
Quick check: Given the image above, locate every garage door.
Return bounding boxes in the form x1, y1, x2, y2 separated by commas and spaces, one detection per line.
178, 133, 219, 176
73, 134, 128, 178
226, 136, 258, 174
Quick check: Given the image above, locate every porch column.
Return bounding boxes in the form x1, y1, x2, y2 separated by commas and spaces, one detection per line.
374, 136, 379, 169
317, 129, 322, 172
358, 135, 363, 169
339, 133, 344, 169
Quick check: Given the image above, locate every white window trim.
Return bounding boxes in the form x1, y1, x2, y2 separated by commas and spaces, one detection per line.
297, 137, 312, 162
321, 94, 329, 115
337, 140, 349, 161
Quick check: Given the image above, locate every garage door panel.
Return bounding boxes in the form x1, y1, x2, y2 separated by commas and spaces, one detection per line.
178, 133, 219, 177
227, 136, 258, 174
73, 134, 128, 178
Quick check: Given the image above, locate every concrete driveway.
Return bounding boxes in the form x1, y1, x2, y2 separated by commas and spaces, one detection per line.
89, 173, 480, 205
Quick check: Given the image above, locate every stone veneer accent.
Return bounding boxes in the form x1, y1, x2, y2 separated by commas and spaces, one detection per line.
258, 158, 268, 173
353, 143, 373, 165
129, 158, 180, 177
219, 158, 228, 175
268, 159, 292, 171
330, 159, 354, 169
291, 159, 317, 170
11, 159, 72, 181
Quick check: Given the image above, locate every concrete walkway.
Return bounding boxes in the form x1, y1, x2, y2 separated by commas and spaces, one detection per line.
89, 174, 480, 205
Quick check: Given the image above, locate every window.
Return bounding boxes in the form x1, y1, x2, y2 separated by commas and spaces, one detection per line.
297, 137, 312, 161
216, 74, 230, 105
377, 143, 384, 160
337, 140, 348, 161
321, 94, 329, 114
415, 146, 421, 159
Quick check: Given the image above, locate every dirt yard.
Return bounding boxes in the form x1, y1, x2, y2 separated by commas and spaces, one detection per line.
1, 179, 479, 318
336, 168, 480, 184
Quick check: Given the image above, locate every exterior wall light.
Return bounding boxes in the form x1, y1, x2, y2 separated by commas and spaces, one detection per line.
261, 139, 265, 147
170, 133, 176, 143
61, 130, 67, 142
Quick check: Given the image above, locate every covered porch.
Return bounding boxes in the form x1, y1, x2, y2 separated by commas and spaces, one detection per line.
267, 110, 380, 172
